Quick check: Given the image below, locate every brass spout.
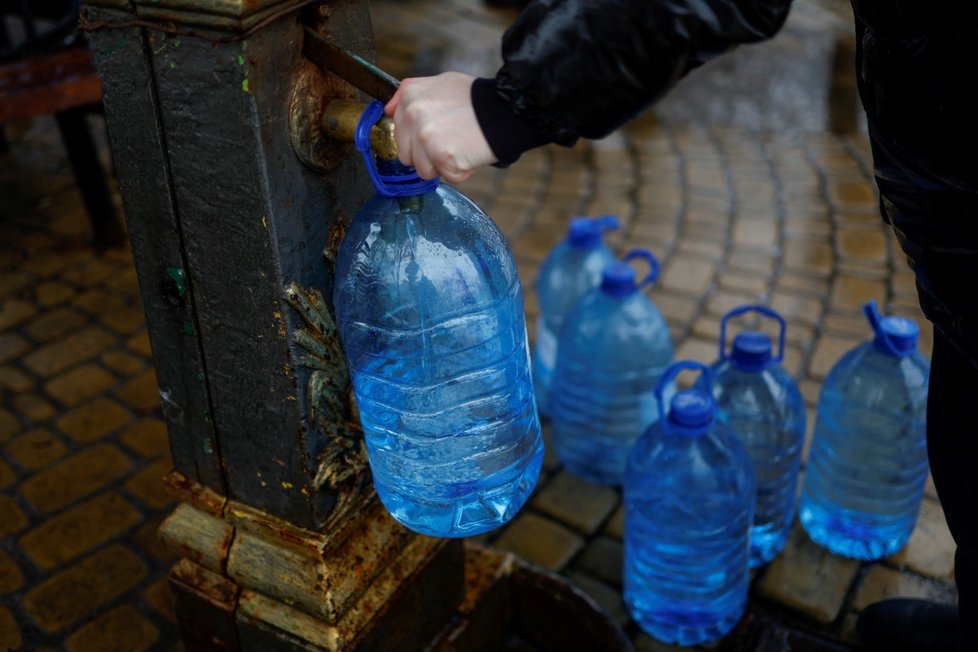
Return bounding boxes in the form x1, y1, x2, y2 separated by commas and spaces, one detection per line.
322, 101, 398, 161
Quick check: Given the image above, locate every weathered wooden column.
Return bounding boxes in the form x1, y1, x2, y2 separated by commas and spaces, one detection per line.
81, 1, 463, 648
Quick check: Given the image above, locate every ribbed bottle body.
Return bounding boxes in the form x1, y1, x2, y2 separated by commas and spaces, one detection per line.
624, 423, 755, 646
799, 342, 929, 560
709, 363, 805, 567
334, 187, 542, 537
534, 243, 616, 417
551, 292, 673, 485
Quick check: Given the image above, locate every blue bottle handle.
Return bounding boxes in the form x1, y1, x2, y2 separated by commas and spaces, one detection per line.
863, 298, 904, 356
654, 360, 713, 429
355, 100, 440, 198
719, 304, 786, 363
622, 248, 660, 289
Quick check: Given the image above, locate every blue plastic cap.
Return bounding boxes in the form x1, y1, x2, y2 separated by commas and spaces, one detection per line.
668, 390, 716, 434
874, 316, 919, 357
600, 262, 637, 297
731, 331, 773, 371
567, 215, 619, 248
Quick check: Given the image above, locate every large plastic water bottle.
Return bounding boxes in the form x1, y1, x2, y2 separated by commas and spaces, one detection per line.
533, 215, 619, 417
333, 102, 543, 538
624, 361, 755, 647
707, 305, 806, 568
799, 300, 929, 560
551, 249, 673, 486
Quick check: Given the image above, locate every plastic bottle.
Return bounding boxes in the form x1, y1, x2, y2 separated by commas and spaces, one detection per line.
624, 361, 755, 647
799, 300, 930, 560
706, 305, 806, 568
550, 249, 673, 486
533, 215, 619, 417
333, 101, 543, 538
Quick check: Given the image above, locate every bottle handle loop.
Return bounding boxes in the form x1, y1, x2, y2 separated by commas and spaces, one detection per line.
355, 100, 439, 198
622, 248, 660, 289
719, 304, 786, 363
654, 360, 712, 430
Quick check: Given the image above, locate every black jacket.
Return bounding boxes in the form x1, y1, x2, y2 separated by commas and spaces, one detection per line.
474, 0, 978, 362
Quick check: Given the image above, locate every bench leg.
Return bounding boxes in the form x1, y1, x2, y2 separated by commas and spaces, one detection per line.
55, 107, 126, 248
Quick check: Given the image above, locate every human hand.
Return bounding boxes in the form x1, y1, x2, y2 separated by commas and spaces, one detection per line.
385, 72, 497, 184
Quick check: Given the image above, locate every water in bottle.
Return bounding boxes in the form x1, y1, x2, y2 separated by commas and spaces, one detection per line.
533, 215, 619, 417
624, 361, 755, 647
799, 299, 929, 560
707, 305, 806, 567
551, 249, 673, 485
333, 101, 543, 538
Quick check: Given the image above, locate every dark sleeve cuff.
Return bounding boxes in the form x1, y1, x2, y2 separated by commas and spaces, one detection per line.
471, 77, 553, 167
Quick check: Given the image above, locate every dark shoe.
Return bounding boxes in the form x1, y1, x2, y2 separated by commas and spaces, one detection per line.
856, 599, 959, 652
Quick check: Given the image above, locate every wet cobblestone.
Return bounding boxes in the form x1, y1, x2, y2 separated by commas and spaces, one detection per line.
0, 0, 957, 649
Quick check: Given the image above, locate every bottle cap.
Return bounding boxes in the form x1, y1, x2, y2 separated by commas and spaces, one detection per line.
567, 215, 619, 248
600, 248, 659, 297
731, 331, 773, 372
863, 299, 919, 358
668, 390, 716, 433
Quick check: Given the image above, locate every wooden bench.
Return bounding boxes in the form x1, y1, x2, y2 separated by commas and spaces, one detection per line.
1, 30, 125, 246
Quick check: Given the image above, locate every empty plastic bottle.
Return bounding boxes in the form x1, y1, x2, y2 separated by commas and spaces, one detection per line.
706, 305, 806, 568
624, 361, 755, 647
533, 215, 619, 417
333, 101, 543, 538
799, 300, 929, 560
551, 249, 673, 485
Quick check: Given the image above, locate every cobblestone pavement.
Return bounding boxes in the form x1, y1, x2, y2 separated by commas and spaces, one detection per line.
0, 0, 958, 650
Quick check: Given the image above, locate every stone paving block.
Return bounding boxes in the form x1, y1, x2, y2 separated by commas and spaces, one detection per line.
828, 179, 876, 207
0, 458, 15, 488
20, 444, 133, 514
100, 307, 146, 335
808, 333, 864, 381
44, 364, 116, 407
126, 329, 153, 357
0, 298, 36, 330
0, 270, 31, 299
675, 339, 718, 370
573, 536, 624, 588
691, 315, 722, 343
755, 523, 860, 624
677, 239, 724, 259
136, 514, 177, 563
659, 256, 715, 296
719, 272, 770, 295
822, 312, 869, 338
4, 427, 68, 472
776, 272, 830, 297
22, 253, 75, 277
889, 498, 956, 580
23, 544, 148, 633
0, 332, 30, 365
733, 218, 779, 249
851, 565, 954, 612
125, 459, 176, 510
784, 240, 833, 277
119, 418, 170, 459
830, 276, 887, 313
73, 288, 127, 316
567, 571, 630, 628
22, 307, 88, 343
769, 292, 823, 324
63, 259, 119, 288
798, 379, 822, 410
512, 228, 565, 265
0, 407, 22, 442
34, 281, 76, 309
654, 292, 700, 327
0, 549, 24, 595
142, 576, 177, 623
11, 392, 55, 422
837, 229, 887, 265
117, 368, 161, 413
532, 471, 619, 535
727, 248, 776, 274
705, 292, 761, 320
56, 398, 129, 444
0, 605, 22, 651
0, 495, 29, 538
23, 327, 116, 378
0, 366, 33, 393
19, 491, 142, 570
494, 512, 584, 571
63, 603, 159, 652
100, 349, 147, 377
604, 504, 625, 540
540, 422, 559, 472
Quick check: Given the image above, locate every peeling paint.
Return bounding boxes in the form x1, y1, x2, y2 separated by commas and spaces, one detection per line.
281, 482, 294, 490
242, 79, 250, 92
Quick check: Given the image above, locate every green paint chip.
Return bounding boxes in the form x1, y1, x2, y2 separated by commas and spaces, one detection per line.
242, 79, 250, 92
237, 55, 245, 66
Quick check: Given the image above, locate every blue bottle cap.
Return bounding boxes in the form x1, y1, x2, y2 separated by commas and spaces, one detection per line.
599, 248, 660, 297
874, 316, 919, 357
667, 390, 716, 435
731, 331, 774, 372
567, 215, 619, 248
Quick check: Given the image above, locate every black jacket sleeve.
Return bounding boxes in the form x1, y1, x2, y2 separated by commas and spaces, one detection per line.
473, 0, 793, 164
